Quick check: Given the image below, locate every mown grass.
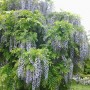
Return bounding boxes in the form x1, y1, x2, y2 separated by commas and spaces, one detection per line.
70, 82, 90, 90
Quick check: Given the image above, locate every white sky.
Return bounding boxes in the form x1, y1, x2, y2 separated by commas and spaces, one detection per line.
53, 0, 90, 34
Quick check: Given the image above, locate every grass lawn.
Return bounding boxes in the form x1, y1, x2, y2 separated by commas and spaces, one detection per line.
70, 83, 90, 90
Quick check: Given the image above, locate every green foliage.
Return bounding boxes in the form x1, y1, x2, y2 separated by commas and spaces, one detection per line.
0, 0, 20, 10
73, 62, 84, 74
84, 59, 90, 74
0, 64, 17, 90
48, 11, 80, 23
71, 80, 90, 90
54, 21, 73, 40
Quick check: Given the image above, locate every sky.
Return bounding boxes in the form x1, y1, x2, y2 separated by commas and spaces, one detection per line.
53, 0, 90, 34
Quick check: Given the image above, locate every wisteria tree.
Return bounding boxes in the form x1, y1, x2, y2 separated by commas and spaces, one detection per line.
0, 0, 89, 90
